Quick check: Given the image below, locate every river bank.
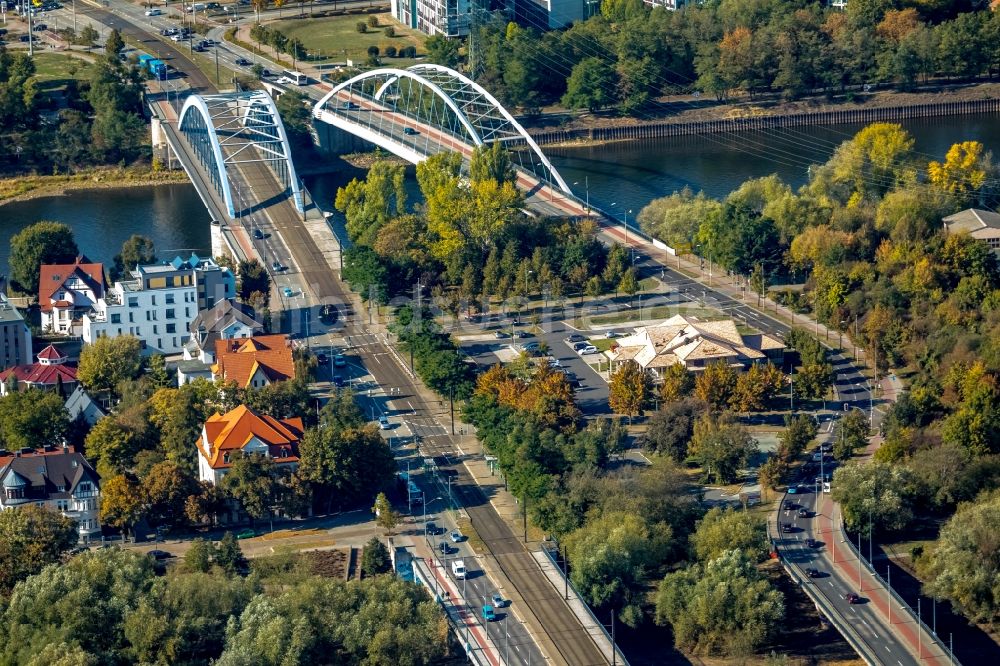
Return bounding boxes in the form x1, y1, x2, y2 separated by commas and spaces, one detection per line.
526, 82, 1000, 146
0, 166, 191, 207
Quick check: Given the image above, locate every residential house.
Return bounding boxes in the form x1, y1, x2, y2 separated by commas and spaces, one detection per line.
0, 292, 31, 371
64, 385, 106, 426
942, 208, 1000, 253
195, 404, 303, 486
0, 445, 101, 542
212, 334, 295, 389
178, 300, 265, 385
606, 314, 785, 377
38, 256, 106, 336
0, 344, 78, 396
83, 255, 235, 356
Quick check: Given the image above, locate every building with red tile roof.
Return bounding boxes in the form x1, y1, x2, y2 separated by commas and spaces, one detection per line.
211, 334, 295, 389
38, 256, 106, 336
195, 404, 304, 485
0, 344, 78, 396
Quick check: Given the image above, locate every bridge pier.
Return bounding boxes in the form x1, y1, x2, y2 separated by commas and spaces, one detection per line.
313, 119, 372, 156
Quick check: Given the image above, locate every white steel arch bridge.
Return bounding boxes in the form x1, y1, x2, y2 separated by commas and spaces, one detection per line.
178, 90, 304, 218
313, 63, 571, 195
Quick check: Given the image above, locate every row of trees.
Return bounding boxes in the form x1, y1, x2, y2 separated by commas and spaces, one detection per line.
0, 546, 446, 665
0, 32, 147, 174
647, 123, 1000, 626
337, 146, 614, 308
445, 0, 1000, 117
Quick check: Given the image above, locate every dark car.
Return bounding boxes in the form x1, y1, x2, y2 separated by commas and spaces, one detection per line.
235, 57, 251, 66
572, 342, 589, 352
403, 127, 418, 135
252, 228, 264, 239
844, 592, 861, 604
316, 352, 328, 365
260, 68, 273, 78
806, 568, 821, 578
797, 508, 810, 518
565, 333, 586, 343
515, 330, 532, 339
147, 549, 172, 560
271, 261, 284, 271
426, 521, 439, 535
438, 541, 452, 555
781, 523, 794, 533
806, 538, 818, 548
32, 23, 47, 31
783, 500, 796, 511
332, 375, 346, 387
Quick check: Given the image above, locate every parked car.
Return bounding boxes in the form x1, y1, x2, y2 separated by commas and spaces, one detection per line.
493, 331, 508, 339
236, 528, 256, 539
604, 330, 618, 338
147, 549, 172, 560
578, 345, 599, 355
565, 333, 586, 343
32, 23, 47, 31
520, 342, 541, 353
572, 342, 589, 352
515, 330, 532, 339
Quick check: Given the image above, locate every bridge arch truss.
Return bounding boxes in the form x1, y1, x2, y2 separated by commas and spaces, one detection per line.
314, 64, 570, 194
178, 91, 303, 219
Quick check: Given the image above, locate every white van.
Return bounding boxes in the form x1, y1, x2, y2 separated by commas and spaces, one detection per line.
451, 559, 466, 579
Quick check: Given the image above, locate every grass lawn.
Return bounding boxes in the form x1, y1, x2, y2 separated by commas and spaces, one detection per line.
31, 52, 96, 91
276, 12, 427, 66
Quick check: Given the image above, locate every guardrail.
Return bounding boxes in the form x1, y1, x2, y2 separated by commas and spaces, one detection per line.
540, 542, 631, 666
836, 519, 960, 665
767, 510, 879, 665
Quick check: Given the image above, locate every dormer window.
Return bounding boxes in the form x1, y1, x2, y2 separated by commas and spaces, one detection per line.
223, 452, 231, 464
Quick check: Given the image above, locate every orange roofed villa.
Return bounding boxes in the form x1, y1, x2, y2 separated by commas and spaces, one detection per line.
211, 334, 295, 389
195, 404, 303, 487
605, 314, 785, 378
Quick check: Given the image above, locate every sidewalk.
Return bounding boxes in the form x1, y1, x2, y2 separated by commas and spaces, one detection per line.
815, 490, 949, 665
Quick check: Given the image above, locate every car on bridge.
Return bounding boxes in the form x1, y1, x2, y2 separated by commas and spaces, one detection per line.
450, 530, 463, 543
341, 101, 359, 110
806, 568, 822, 578
481, 605, 496, 622
403, 127, 419, 135
491, 592, 505, 608
271, 261, 285, 271
843, 592, 861, 604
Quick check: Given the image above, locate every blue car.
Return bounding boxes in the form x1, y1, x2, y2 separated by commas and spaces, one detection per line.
787, 485, 798, 494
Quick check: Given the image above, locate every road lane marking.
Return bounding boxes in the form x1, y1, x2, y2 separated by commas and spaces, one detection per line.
885, 646, 891, 652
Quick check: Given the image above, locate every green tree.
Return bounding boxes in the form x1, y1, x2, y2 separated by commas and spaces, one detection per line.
691, 506, 769, 563
830, 461, 921, 535
642, 398, 707, 461
660, 363, 695, 402
689, 413, 757, 484
922, 490, 1000, 624
0, 389, 70, 450
608, 359, 651, 422
236, 259, 270, 304
9, 221, 79, 294
104, 29, 125, 57
77, 335, 143, 396
112, 234, 156, 280
425, 34, 459, 68
655, 549, 784, 656
618, 267, 639, 303
834, 409, 871, 460
221, 453, 279, 521
341, 246, 388, 303
778, 414, 818, 460
214, 532, 246, 575
371, 492, 400, 534
565, 511, 672, 627
297, 419, 395, 513
0, 505, 77, 595
184, 538, 214, 573
142, 461, 198, 528
469, 142, 515, 186
360, 536, 391, 577
562, 57, 615, 112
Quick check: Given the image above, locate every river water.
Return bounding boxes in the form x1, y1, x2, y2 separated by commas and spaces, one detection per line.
3, 113, 1000, 276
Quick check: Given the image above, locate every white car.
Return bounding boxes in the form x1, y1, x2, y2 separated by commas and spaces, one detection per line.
377, 415, 390, 430
145, 8, 162, 15
276, 76, 292, 84
578, 345, 599, 355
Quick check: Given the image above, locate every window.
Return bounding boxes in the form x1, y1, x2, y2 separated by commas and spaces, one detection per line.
166, 323, 176, 334
128, 297, 138, 307
223, 452, 230, 464
153, 325, 158, 334
129, 312, 134, 323
166, 294, 175, 304
111, 314, 121, 324
146, 312, 151, 321
185, 307, 190, 318
166, 309, 175, 320
57, 500, 68, 511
